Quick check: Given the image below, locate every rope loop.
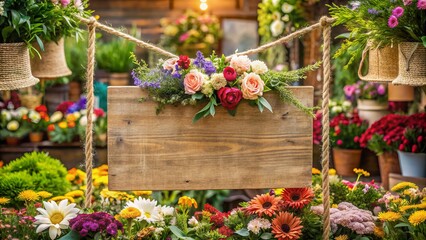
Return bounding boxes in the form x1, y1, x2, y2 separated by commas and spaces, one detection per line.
320, 16, 334, 28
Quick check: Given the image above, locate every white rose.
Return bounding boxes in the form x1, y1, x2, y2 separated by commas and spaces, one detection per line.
162, 58, 179, 73
28, 110, 41, 124
282, 3, 294, 13
230, 55, 251, 74
270, 20, 284, 37
282, 14, 290, 22
272, 0, 280, 6
210, 73, 227, 90
250, 60, 268, 74
79, 116, 87, 126
16, 107, 28, 117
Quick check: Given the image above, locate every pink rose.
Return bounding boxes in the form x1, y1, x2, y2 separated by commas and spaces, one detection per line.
179, 32, 190, 42
162, 58, 179, 72
241, 73, 265, 100
61, 0, 70, 6
218, 87, 242, 110
230, 55, 251, 74
223, 66, 237, 82
184, 70, 205, 94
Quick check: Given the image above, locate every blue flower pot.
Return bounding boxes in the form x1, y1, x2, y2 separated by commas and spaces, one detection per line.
397, 150, 426, 178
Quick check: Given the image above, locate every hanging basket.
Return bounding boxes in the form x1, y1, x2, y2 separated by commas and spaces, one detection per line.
358, 44, 398, 82
0, 43, 39, 90
392, 42, 426, 86
388, 83, 415, 102
30, 38, 72, 79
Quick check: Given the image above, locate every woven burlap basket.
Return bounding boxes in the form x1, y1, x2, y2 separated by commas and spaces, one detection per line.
0, 43, 39, 90
19, 88, 43, 109
31, 38, 72, 79
393, 42, 426, 86
358, 43, 398, 83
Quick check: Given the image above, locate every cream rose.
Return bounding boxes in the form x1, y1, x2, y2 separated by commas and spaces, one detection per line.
210, 73, 227, 90
230, 55, 251, 74
184, 70, 205, 94
270, 20, 284, 37
241, 73, 265, 100
162, 58, 179, 72
250, 60, 268, 74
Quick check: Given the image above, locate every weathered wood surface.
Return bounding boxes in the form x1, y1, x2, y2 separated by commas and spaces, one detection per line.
108, 86, 313, 190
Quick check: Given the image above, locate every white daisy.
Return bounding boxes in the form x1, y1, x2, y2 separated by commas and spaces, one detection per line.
126, 197, 160, 223
34, 199, 80, 240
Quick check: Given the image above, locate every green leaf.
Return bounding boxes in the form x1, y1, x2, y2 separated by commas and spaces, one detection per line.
192, 92, 204, 100
259, 97, 273, 112
192, 102, 212, 123
235, 228, 249, 237
257, 100, 264, 112
260, 232, 273, 239
35, 35, 44, 52
209, 102, 216, 117
169, 226, 195, 240
2, 26, 14, 42
395, 222, 411, 228
422, 36, 426, 48
227, 109, 237, 116
58, 230, 82, 240
11, 10, 21, 30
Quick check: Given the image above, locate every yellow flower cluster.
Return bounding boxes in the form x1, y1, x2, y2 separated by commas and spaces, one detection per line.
100, 188, 135, 202
17, 190, 39, 202
353, 168, 370, 177
391, 182, 418, 192
37, 191, 53, 199
334, 235, 348, 240
178, 196, 198, 209
312, 168, 321, 175
0, 197, 10, 205
373, 226, 385, 238
66, 168, 86, 185
120, 207, 142, 219
50, 196, 75, 203
274, 188, 284, 196
65, 190, 84, 198
399, 202, 426, 212
132, 191, 153, 196
409, 210, 426, 226
93, 165, 109, 187
378, 211, 402, 222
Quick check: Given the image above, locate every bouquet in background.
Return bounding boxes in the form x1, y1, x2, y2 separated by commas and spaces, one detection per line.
330, 112, 368, 149
329, 99, 353, 117
132, 51, 319, 122
23, 105, 49, 133
159, 10, 221, 53
0, 106, 30, 140
344, 81, 387, 103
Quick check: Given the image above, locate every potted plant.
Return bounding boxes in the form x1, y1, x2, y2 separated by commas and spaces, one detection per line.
64, 34, 88, 101
95, 35, 136, 86
23, 105, 49, 143
330, 112, 369, 176
159, 10, 222, 57
0, 107, 31, 145
344, 81, 388, 126
47, 111, 78, 144
0, 0, 41, 90
30, 0, 91, 79
396, 113, 426, 178
359, 114, 408, 189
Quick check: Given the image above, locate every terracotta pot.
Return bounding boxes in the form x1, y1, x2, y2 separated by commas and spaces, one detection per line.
69, 81, 81, 102
388, 83, 414, 102
332, 148, 362, 176
108, 73, 129, 86
378, 152, 401, 190
357, 99, 388, 126
5, 136, 20, 145
29, 132, 44, 143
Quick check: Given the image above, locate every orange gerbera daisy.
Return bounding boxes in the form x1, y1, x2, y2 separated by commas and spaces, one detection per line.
272, 212, 303, 240
281, 188, 314, 210
246, 194, 281, 217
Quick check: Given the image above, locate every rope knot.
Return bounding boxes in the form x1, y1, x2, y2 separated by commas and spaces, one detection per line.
88, 16, 97, 26
320, 16, 331, 28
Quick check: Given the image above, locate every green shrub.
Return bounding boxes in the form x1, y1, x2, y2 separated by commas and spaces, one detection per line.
0, 152, 71, 199
0, 172, 34, 203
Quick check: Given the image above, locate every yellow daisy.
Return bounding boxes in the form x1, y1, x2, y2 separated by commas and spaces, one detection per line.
373, 226, 385, 238
17, 190, 39, 202
132, 191, 153, 196
334, 235, 348, 240
0, 197, 10, 205
391, 182, 418, 192
400, 203, 426, 212
50, 196, 75, 203
120, 207, 142, 219
409, 210, 426, 226
378, 211, 402, 222
65, 190, 84, 198
312, 168, 321, 175
37, 191, 53, 199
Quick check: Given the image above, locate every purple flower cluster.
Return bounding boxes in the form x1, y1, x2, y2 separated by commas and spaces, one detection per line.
311, 202, 376, 235
193, 51, 216, 75
67, 97, 87, 113
344, 81, 386, 101
367, 8, 379, 15
132, 70, 161, 89
69, 212, 123, 238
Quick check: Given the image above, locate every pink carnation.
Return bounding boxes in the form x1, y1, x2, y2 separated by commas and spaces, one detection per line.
418, 0, 426, 9
392, 7, 404, 18
403, 0, 413, 5
179, 32, 190, 42
61, 0, 70, 6
388, 15, 398, 28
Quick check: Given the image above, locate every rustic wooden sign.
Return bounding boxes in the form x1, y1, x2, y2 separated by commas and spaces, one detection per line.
108, 86, 313, 190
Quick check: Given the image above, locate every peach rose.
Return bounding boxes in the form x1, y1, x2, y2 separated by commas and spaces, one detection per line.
230, 55, 251, 74
241, 73, 265, 100
184, 70, 205, 94
162, 58, 179, 73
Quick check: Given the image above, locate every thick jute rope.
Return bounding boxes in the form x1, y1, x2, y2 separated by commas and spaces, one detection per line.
320, 16, 332, 239
76, 16, 177, 59
80, 15, 334, 237
84, 17, 96, 208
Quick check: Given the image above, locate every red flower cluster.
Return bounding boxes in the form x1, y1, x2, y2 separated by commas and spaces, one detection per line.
313, 111, 322, 145
177, 55, 191, 69
56, 101, 74, 113
198, 203, 233, 238
360, 113, 426, 154
330, 112, 368, 149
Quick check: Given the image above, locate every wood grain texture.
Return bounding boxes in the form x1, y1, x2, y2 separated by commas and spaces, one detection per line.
108, 86, 313, 190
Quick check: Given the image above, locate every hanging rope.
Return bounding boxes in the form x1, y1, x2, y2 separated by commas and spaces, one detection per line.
84, 17, 96, 208
79, 15, 335, 238
320, 16, 332, 239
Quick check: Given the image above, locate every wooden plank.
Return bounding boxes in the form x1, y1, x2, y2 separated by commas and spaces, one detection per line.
108, 86, 313, 190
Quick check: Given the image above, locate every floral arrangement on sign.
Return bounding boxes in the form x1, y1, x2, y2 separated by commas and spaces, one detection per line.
132, 51, 320, 122
360, 113, 426, 154
330, 111, 369, 149
2, 151, 426, 240
330, 0, 426, 66
258, 0, 307, 67
159, 10, 221, 55
344, 80, 387, 103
